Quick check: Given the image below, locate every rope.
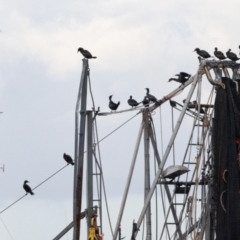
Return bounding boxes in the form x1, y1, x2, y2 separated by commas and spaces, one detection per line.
0, 164, 69, 215
0, 216, 14, 240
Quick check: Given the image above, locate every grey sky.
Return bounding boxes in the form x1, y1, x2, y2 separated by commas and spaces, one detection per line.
0, 0, 240, 239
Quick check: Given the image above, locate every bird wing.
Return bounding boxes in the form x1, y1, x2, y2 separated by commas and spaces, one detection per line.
24, 184, 32, 193
180, 72, 191, 77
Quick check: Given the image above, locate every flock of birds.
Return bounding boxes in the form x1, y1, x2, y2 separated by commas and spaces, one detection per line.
23, 46, 240, 195
23, 153, 74, 195
194, 46, 240, 61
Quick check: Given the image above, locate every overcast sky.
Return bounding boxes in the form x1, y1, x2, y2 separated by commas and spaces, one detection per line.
0, 0, 240, 239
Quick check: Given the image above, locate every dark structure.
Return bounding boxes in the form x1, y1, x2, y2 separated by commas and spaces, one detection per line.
128, 96, 139, 108
63, 153, 74, 165
109, 95, 120, 111
145, 88, 157, 103
77, 48, 97, 59
131, 220, 140, 240
23, 180, 34, 195
168, 72, 191, 84
193, 48, 211, 59
142, 96, 150, 107
213, 77, 240, 239
214, 48, 226, 60
226, 49, 240, 61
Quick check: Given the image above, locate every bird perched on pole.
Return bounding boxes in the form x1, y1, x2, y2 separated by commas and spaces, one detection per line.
145, 88, 157, 103
63, 153, 74, 165
131, 220, 140, 240
142, 96, 150, 107
214, 48, 226, 60
77, 47, 97, 59
128, 96, 140, 108
168, 72, 191, 85
109, 95, 120, 112
226, 49, 240, 61
193, 48, 212, 59
23, 180, 34, 195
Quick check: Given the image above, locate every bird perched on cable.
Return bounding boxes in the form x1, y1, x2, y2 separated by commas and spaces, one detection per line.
77, 47, 97, 59
193, 48, 211, 59
145, 88, 157, 103
63, 153, 74, 165
226, 49, 240, 61
168, 72, 191, 85
23, 180, 34, 195
142, 96, 150, 107
214, 48, 226, 60
109, 95, 120, 112
131, 220, 140, 240
128, 96, 140, 108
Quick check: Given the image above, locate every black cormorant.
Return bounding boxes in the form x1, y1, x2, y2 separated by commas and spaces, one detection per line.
214, 48, 226, 60
77, 48, 97, 59
226, 49, 240, 61
142, 96, 150, 107
145, 88, 157, 103
168, 72, 191, 84
63, 153, 74, 165
23, 180, 34, 195
131, 220, 140, 240
128, 96, 139, 108
193, 48, 211, 59
109, 95, 120, 111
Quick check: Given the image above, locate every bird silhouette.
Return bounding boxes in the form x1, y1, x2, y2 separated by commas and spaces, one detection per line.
193, 48, 211, 59
168, 72, 191, 85
128, 96, 140, 108
23, 180, 34, 195
214, 48, 226, 60
145, 88, 157, 103
77, 48, 97, 59
63, 153, 74, 165
142, 96, 150, 107
131, 220, 140, 240
109, 95, 120, 112
226, 49, 240, 61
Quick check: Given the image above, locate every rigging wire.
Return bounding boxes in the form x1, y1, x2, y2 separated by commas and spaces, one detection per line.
0, 216, 14, 240
0, 164, 69, 215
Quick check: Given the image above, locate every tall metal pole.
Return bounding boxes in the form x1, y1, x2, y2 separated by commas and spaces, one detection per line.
87, 111, 93, 229
135, 72, 199, 234
113, 123, 144, 240
143, 110, 152, 240
73, 59, 89, 240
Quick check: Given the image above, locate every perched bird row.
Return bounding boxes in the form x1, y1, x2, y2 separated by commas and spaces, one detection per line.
108, 88, 157, 112
194, 47, 240, 61
23, 153, 74, 196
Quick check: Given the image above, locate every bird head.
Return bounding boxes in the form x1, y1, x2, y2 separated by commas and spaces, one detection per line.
168, 79, 172, 82
228, 49, 231, 52
129, 96, 132, 99
63, 153, 66, 157
175, 74, 180, 76
24, 180, 29, 184
78, 47, 84, 52
215, 47, 218, 51
109, 95, 113, 100
193, 48, 199, 52
145, 88, 149, 92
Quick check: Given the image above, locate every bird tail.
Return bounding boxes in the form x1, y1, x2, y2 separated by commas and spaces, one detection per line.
30, 192, 35, 195
92, 57, 97, 58
71, 162, 74, 165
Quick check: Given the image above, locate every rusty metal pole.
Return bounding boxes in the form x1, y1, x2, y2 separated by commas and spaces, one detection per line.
73, 59, 89, 240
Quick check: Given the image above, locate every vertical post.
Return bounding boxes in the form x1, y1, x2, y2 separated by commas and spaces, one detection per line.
87, 111, 93, 229
143, 110, 152, 240
112, 123, 144, 240
73, 59, 89, 240
135, 73, 199, 234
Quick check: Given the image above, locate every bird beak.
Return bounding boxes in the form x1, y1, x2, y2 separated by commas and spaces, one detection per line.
193, 50, 196, 52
